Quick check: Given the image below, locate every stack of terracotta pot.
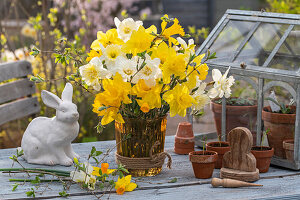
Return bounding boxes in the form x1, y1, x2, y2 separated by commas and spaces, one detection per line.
174, 122, 194, 154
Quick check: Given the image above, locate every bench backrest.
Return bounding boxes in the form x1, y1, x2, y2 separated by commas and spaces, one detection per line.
0, 60, 40, 126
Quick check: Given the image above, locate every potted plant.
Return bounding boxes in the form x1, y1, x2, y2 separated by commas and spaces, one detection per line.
210, 97, 257, 143
263, 98, 296, 158
251, 129, 274, 173
206, 135, 230, 169
73, 15, 236, 177
189, 150, 218, 179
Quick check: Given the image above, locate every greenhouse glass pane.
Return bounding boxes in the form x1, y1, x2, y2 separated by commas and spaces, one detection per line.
234, 23, 289, 66
209, 20, 256, 62
268, 25, 300, 71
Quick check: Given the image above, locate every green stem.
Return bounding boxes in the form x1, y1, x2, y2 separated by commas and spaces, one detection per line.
9, 178, 70, 182
0, 168, 70, 176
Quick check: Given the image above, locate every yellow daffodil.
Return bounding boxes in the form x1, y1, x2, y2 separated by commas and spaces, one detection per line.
91, 29, 124, 51
92, 163, 116, 176
115, 175, 137, 195
92, 73, 132, 125
122, 26, 155, 55
132, 79, 162, 111
163, 84, 195, 117
140, 102, 150, 113
161, 14, 185, 44
150, 42, 175, 66
86, 49, 102, 62
186, 63, 208, 89
161, 53, 186, 84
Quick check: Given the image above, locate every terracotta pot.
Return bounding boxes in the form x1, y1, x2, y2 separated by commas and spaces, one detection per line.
210, 98, 257, 144
206, 141, 230, 169
189, 150, 218, 179
262, 106, 295, 158
175, 122, 194, 137
251, 146, 274, 173
174, 122, 194, 155
283, 139, 294, 161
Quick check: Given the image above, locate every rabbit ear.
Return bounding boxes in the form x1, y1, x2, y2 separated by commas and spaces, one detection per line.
41, 90, 62, 109
61, 83, 73, 102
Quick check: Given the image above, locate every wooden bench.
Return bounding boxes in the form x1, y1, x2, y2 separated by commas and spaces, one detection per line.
0, 60, 40, 126
0, 61, 40, 147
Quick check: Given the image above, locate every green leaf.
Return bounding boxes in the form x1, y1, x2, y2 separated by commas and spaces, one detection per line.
95, 151, 103, 156
59, 190, 70, 197
30, 48, 40, 57
168, 178, 177, 183
92, 157, 99, 165
26, 188, 35, 197
31, 176, 41, 184
99, 183, 104, 190
12, 183, 19, 191
208, 52, 217, 59
109, 180, 115, 185
126, 54, 133, 59
90, 146, 96, 155
137, 51, 146, 59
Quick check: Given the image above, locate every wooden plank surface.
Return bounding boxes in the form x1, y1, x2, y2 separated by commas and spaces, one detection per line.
0, 79, 36, 104
0, 97, 40, 126
0, 61, 32, 82
0, 136, 300, 199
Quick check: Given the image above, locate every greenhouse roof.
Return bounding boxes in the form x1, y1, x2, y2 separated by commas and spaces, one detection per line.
197, 9, 300, 83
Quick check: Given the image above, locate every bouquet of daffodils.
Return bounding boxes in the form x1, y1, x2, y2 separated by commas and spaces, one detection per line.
79, 15, 234, 126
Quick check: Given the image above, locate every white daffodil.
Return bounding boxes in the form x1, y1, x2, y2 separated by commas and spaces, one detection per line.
176, 37, 196, 62
114, 56, 137, 81
132, 54, 161, 85
1, 50, 16, 62
21, 24, 37, 39
14, 49, 26, 60
114, 17, 143, 42
79, 57, 109, 91
192, 82, 210, 110
100, 44, 124, 71
70, 162, 96, 190
70, 170, 86, 183
208, 67, 235, 98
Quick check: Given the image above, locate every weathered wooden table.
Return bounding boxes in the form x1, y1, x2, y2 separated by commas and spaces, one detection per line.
1, 135, 300, 200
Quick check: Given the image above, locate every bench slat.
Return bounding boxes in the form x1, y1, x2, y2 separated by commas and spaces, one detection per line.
0, 97, 40, 126
0, 79, 36, 104
0, 60, 32, 82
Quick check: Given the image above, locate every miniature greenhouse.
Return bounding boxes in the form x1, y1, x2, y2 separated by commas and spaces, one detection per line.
196, 9, 300, 170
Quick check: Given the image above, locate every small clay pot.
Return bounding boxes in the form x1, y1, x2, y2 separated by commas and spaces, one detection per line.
262, 106, 295, 158
206, 141, 230, 169
174, 122, 194, 155
251, 146, 274, 173
175, 122, 194, 138
189, 150, 218, 179
283, 139, 294, 161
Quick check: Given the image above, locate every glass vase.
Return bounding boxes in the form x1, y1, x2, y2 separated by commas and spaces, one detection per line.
115, 115, 167, 177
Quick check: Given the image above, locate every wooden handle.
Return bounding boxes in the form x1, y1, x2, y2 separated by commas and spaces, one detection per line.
211, 178, 263, 188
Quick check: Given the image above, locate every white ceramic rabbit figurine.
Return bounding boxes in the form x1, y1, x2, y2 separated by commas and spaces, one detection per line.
21, 83, 80, 166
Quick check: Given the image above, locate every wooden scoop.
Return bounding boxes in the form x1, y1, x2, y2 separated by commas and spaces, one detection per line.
211, 178, 263, 188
